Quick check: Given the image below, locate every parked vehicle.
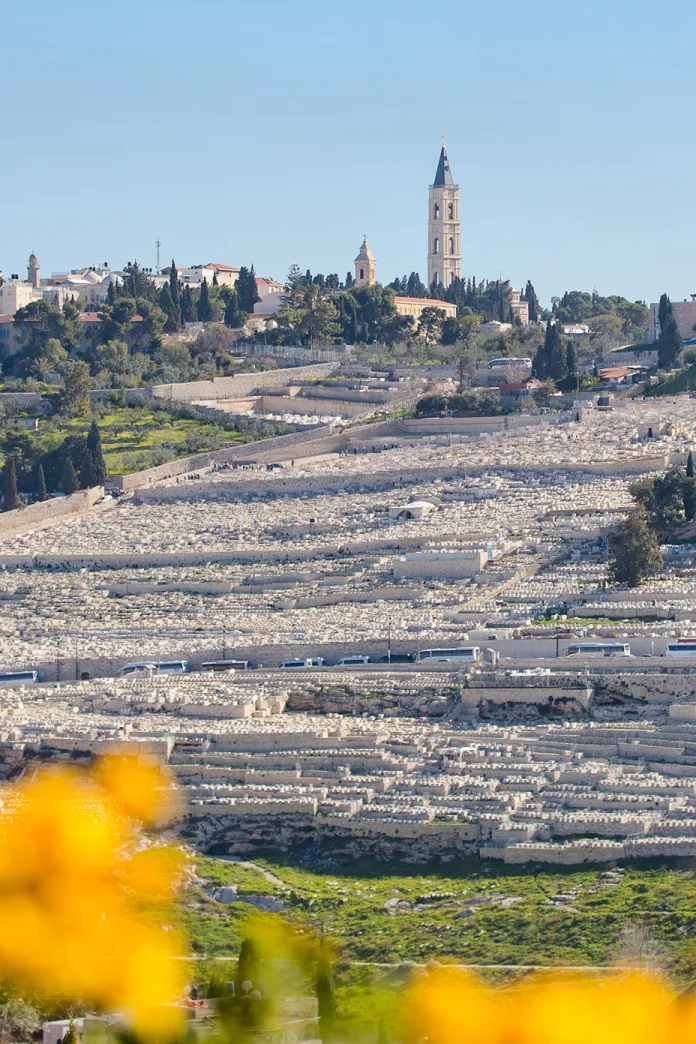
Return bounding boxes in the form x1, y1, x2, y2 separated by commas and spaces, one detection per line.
279, 658, 325, 668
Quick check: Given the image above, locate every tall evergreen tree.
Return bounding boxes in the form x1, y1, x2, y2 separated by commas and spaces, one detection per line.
658, 309, 682, 370
658, 293, 670, 331
34, 461, 47, 502
169, 259, 179, 302
316, 939, 337, 1040
106, 281, 116, 305
180, 284, 195, 324
62, 458, 79, 496
212, 270, 218, 286
158, 283, 179, 333
684, 477, 696, 522
86, 419, 107, 486
407, 272, 427, 297
344, 271, 354, 289
223, 292, 245, 328
498, 283, 507, 322
533, 321, 567, 381
3, 457, 19, 512
235, 937, 259, 993
566, 341, 577, 375
167, 259, 181, 330
687, 451, 694, 479
197, 279, 213, 322
236, 266, 260, 313
525, 280, 540, 322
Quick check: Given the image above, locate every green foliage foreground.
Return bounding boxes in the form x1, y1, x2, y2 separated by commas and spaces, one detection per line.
184, 854, 696, 997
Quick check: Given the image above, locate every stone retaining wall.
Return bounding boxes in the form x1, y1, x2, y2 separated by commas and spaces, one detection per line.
112, 424, 346, 491
150, 363, 335, 402
0, 487, 105, 543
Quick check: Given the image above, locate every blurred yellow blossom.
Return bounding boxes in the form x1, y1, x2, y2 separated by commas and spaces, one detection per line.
403, 967, 694, 1044
0, 757, 185, 1038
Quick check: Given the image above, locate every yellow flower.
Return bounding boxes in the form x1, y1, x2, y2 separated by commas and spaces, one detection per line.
0, 757, 185, 1038
403, 968, 695, 1044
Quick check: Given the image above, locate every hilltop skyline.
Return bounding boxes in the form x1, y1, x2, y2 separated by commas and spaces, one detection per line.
5, 0, 696, 305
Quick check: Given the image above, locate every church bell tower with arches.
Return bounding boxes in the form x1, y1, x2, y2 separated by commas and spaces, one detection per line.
427, 139, 461, 290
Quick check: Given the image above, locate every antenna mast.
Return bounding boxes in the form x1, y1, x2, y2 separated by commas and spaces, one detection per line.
155, 238, 162, 275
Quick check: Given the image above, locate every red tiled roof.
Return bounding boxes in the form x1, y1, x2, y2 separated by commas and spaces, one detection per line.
207, 263, 239, 272
598, 366, 631, 379
500, 381, 531, 392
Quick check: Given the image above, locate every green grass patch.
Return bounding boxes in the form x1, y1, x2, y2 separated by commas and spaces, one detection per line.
1, 406, 250, 475
181, 853, 696, 1040
184, 853, 696, 984
646, 364, 696, 397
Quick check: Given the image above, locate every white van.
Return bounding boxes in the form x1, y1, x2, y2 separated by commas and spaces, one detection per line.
336, 655, 370, 666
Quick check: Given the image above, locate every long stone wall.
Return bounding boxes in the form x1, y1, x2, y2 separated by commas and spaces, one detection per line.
111, 424, 348, 492
150, 363, 335, 402
0, 487, 105, 543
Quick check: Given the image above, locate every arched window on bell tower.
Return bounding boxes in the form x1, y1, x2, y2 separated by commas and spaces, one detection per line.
434, 203, 440, 219
449, 237, 454, 254
360, 268, 364, 280
434, 237, 440, 254
448, 202, 453, 219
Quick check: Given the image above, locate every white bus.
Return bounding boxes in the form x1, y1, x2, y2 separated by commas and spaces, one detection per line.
201, 660, 251, 672
416, 647, 481, 664
488, 357, 532, 370
279, 658, 325, 669
120, 660, 188, 677
0, 671, 39, 686
566, 643, 631, 657
665, 643, 696, 658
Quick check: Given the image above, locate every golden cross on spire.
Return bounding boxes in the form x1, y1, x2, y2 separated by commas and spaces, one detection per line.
442, 133, 446, 148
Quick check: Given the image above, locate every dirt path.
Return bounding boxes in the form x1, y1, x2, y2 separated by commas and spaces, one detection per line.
217, 856, 288, 890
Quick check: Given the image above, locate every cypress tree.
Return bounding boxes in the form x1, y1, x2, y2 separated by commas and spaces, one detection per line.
34, 461, 47, 502
180, 284, 195, 324
525, 280, 540, 322
235, 937, 259, 993
683, 477, 696, 522
498, 284, 506, 322
106, 281, 116, 305
158, 283, 177, 333
236, 266, 261, 313
687, 451, 694, 479
212, 270, 218, 286
197, 279, 212, 322
3, 457, 19, 512
87, 420, 107, 486
62, 458, 79, 495
566, 341, 577, 375
316, 939, 337, 1039
658, 293, 670, 331
169, 259, 179, 303
224, 292, 244, 328
658, 311, 682, 370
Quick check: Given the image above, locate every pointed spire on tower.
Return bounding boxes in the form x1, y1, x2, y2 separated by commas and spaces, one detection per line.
433, 142, 454, 187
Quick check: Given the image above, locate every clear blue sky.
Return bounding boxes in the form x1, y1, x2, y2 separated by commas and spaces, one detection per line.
5, 0, 695, 307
